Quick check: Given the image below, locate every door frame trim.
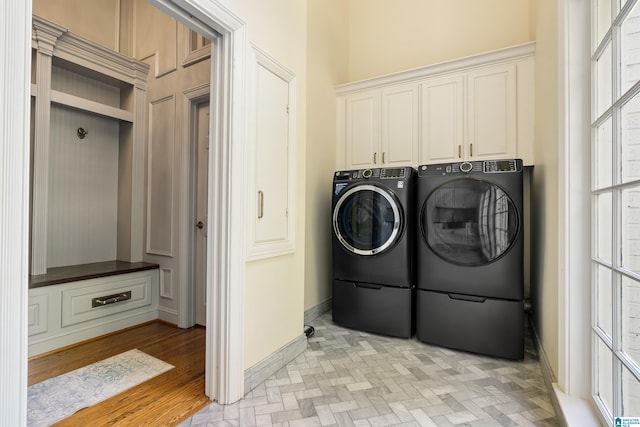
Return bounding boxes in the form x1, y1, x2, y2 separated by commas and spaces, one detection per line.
181, 83, 210, 329
148, 0, 247, 404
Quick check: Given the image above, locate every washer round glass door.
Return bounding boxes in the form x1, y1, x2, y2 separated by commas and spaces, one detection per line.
421, 178, 519, 266
333, 184, 402, 255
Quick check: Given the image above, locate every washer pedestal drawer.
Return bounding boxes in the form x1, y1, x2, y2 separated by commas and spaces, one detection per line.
416, 289, 524, 360
332, 279, 413, 338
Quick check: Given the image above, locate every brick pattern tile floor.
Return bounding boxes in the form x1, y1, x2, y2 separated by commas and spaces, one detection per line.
179, 313, 559, 427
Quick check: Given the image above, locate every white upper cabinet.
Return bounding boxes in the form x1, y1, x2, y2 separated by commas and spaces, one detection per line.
342, 83, 418, 169
420, 74, 464, 163
381, 83, 420, 166
421, 63, 517, 164
345, 90, 380, 168
465, 63, 517, 161
336, 43, 535, 170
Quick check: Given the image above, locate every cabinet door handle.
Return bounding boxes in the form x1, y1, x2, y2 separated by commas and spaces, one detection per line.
458, 145, 462, 158
382, 152, 386, 164
258, 190, 264, 219
470, 143, 473, 157
373, 152, 377, 164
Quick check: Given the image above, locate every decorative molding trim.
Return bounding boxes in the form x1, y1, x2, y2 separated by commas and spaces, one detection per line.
1, 4, 32, 423
146, 95, 177, 257
33, 15, 151, 86
128, 84, 147, 262
159, 268, 174, 299
182, 24, 211, 67
335, 42, 536, 95
179, 83, 210, 329
31, 48, 53, 275
304, 299, 332, 325
244, 333, 307, 393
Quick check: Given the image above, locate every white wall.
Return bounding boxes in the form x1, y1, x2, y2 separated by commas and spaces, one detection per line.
347, 0, 534, 82
304, 0, 349, 314
531, 0, 559, 384
531, 0, 560, 381
210, 0, 309, 369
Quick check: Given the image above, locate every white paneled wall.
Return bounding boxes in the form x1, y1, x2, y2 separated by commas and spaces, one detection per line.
47, 106, 119, 267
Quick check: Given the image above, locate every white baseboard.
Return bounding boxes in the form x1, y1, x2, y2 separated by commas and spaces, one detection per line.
304, 298, 332, 324
157, 306, 179, 326
531, 319, 603, 427
244, 333, 307, 393
552, 384, 603, 427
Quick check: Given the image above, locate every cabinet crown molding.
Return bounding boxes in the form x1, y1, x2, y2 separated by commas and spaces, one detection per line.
32, 15, 150, 85
335, 42, 535, 95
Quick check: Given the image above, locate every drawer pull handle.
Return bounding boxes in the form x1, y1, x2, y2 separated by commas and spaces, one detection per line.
92, 291, 132, 308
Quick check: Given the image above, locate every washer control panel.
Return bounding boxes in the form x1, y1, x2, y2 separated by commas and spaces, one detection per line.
334, 167, 407, 180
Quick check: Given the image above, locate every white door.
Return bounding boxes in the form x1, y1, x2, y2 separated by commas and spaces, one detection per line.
195, 101, 210, 326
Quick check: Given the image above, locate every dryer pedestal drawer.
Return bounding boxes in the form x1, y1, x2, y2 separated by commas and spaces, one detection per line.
332, 279, 413, 338
415, 289, 523, 360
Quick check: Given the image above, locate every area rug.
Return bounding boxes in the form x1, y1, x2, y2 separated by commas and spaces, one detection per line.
27, 349, 174, 426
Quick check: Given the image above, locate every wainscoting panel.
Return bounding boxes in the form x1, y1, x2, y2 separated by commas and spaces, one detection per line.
147, 96, 176, 257
160, 268, 174, 300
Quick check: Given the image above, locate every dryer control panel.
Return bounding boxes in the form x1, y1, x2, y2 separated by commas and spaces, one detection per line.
417, 159, 522, 176
483, 159, 519, 173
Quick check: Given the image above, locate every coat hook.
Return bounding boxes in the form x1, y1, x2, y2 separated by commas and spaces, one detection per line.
77, 127, 88, 139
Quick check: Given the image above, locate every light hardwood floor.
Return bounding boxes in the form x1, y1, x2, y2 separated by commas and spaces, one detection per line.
28, 321, 210, 426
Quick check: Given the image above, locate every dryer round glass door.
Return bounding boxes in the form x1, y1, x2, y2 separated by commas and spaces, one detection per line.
420, 178, 519, 266
333, 184, 402, 255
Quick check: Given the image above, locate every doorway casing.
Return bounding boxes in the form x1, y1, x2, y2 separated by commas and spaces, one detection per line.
148, 0, 247, 404
181, 83, 211, 329
0, 1, 247, 421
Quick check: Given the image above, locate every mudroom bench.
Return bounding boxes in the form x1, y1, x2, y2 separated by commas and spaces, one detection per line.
28, 261, 160, 357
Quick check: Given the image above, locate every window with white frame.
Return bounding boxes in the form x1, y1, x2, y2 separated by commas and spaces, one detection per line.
592, 0, 640, 420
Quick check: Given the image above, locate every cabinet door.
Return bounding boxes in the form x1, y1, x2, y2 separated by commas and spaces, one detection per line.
247, 46, 296, 260
381, 83, 419, 167
419, 75, 464, 164
466, 63, 517, 161
345, 90, 380, 168
254, 63, 289, 245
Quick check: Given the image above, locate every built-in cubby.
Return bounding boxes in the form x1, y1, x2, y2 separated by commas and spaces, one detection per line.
28, 15, 156, 356
30, 15, 150, 276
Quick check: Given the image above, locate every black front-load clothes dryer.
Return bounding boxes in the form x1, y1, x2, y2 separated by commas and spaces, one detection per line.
331, 167, 414, 338
414, 159, 525, 359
